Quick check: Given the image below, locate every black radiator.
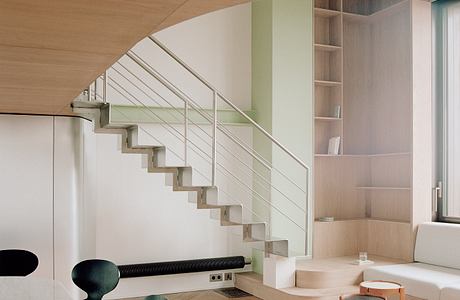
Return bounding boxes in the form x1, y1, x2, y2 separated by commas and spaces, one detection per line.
118, 256, 247, 278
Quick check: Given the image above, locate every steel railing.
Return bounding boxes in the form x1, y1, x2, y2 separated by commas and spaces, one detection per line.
84, 35, 311, 255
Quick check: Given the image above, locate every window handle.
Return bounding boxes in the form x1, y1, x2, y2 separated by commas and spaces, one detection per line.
433, 181, 442, 213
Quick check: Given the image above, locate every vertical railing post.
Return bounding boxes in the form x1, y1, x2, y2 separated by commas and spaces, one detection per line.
305, 168, 310, 256
103, 71, 108, 103
212, 91, 218, 186
87, 83, 92, 102
93, 79, 98, 101
184, 102, 189, 165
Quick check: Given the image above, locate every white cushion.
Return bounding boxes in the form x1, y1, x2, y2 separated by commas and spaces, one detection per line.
441, 283, 460, 300
364, 263, 460, 300
415, 222, 460, 269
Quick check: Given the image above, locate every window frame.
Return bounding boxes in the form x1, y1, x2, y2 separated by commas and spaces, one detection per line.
434, 0, 460, 223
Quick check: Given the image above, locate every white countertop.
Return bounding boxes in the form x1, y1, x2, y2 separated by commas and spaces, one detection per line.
0, 277, 73, 300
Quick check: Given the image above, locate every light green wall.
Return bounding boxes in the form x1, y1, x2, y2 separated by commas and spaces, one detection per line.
252, 0, 314, 274
251, 0, 274, 275
110, 105, 256, 125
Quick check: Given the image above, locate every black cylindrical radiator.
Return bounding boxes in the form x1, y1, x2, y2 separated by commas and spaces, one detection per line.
118, 256, 247, 278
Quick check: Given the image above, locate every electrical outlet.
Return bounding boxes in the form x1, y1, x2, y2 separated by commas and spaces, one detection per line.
209, 273, 223, 282
224, 272, 233, 281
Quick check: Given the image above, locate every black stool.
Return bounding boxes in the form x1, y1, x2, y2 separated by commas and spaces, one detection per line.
0, 249, 39, 276
72, 259, 120, 300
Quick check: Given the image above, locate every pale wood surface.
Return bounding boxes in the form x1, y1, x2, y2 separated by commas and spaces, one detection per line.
367, 219, 413, 261
0, 0, 248, 115
313, 219, 367, 258
314, 156, 368, 220
235, 272, 359, 300
120, 290, 259, 300
314, 0, 416, 262
296, 255, 405, 289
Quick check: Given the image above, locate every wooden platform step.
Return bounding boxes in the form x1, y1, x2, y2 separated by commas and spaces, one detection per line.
235, 272, 359, 300
295, 255, 405, 289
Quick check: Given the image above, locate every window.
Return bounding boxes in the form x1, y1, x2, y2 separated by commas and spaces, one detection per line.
435, 0, 460, 221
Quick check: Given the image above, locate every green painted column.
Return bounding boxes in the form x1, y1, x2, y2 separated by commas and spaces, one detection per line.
252, 0, 313, 274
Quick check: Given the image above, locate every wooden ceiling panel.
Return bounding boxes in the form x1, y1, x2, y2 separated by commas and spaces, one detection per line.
0, 0, 250, 115
155, 0, 249, 31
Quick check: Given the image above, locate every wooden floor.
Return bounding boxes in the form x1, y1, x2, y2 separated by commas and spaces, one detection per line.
122, 289, 260, 300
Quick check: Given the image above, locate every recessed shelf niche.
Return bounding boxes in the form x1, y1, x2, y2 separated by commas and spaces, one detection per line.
313, 0, 415, 261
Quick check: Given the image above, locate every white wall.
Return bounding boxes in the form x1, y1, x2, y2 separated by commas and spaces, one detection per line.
94, 5, 254, 298
107, 3, 251, 111
96, 124, 254, 299
0, 4, 253, 299
0, 115, 96, 299
0, 115, 54, 278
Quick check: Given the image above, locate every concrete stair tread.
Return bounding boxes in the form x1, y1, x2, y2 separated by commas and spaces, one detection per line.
73, 101, 291, 257
72, 100, 106, 108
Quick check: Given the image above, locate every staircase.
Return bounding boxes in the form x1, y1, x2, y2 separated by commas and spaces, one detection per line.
72, 35, 310, 259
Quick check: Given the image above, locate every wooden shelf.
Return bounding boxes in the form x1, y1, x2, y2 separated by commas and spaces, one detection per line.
315, 154, 342, 157
315, 217, 410, 224
315, 43, 342, 52
315, 152, 410, 158
356, 186, 411, 191
315, 80, 342, 87
315, 117, 342, 121
314, 8, 341, 17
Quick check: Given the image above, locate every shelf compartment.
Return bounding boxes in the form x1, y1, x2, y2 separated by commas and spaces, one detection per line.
315, 13, 342, 47
315, 80, 342, 87
315, 121, 342, 155
356, 187, 411, 191
315, 218, 410, 224
315, 48, 342, 82
315, 8, 341, 17
315, 0, 341, 12
315, 117, 343, 121
315, 43, 342, 52
315, 85, 342, 119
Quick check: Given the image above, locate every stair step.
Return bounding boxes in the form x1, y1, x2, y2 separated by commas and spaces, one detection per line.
72, 101, 291, 258
295, 255, 404, 289
243, 223, 267, 242
235, 272, 359, 300
72, 100, 106, 109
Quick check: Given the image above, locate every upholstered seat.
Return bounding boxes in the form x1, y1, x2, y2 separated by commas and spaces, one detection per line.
364, 222, 460, 300
364, 263, 460, 300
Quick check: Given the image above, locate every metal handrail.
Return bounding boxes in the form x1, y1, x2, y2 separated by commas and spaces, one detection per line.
148, 36, 310, 171
110, 64, 307, 213
84, 37, 313, 245
107, 81, 305, 230
126, 50, 309, 196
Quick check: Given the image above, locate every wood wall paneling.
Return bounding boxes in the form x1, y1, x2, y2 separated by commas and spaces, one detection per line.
0, 0, 249, 115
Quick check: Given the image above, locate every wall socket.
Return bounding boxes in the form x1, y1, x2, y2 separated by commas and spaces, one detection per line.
224, 272, 233, 281
209, 273, 223, 282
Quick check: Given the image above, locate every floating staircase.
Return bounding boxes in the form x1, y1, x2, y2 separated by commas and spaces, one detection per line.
72, 100, 290, 257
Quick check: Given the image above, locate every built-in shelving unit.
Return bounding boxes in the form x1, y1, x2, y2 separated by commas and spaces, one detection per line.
313, 0, 415, 262
314, 0, 343, 157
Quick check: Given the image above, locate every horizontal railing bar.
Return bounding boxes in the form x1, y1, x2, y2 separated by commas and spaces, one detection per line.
111, 83, 301, 229
126, 50, 308, 195
125, 52, 274, 172
112, 105, 269, 226
109, 70, 306, 212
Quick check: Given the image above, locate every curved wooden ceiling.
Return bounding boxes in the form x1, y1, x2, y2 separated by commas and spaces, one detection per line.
0, 0, 249, 115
